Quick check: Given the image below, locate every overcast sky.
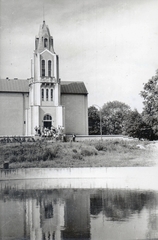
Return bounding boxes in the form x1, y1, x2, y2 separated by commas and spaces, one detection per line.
1, 0, 158, 112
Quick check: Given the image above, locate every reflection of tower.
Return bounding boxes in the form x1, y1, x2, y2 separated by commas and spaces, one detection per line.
26, 199, 42, 240
63, 190, 90, 239
25, 194, 65, 240
41, 198, 65, 240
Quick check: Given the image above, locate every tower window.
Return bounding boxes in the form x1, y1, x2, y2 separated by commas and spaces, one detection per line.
46, 89, 49, 101
51, 89, 53, 101
51, 39, 53, 47
42, 60, 45, 77
44, 38, 48, 48
48, 60, 51, 77
41, 88, 44, 101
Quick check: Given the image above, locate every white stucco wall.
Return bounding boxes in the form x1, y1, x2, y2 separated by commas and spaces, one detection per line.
0, 92, 28, 135
61, 94, 88, 135
0, 92, 87, 136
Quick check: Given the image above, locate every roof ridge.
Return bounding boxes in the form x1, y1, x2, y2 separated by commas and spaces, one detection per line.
0, 79, 88, 94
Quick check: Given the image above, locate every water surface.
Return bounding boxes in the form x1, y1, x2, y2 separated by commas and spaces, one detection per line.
0, 180, 158, 240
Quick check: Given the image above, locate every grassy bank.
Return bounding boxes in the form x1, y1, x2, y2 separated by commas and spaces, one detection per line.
0, 139, 155, 168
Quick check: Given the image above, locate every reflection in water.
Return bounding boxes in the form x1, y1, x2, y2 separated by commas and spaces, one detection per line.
91, 190, 153, 220
0, 184, 158, 240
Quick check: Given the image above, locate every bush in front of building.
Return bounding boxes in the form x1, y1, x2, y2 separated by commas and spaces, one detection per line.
94, 141, 105, 151
80, 145, 98, 156
42, 148, 57, 161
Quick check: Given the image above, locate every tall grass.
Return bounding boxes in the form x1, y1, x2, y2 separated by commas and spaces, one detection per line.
0, 138, 150, 168
1, 143, 59, 164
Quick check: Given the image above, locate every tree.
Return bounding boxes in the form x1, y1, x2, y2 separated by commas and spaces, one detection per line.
140, 70, 158, 138
88, 106, 100, 135
123, 109, 149, 139
101, 101, 131, 135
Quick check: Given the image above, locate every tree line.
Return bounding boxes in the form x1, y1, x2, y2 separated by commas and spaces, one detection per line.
88, 71, 158, 140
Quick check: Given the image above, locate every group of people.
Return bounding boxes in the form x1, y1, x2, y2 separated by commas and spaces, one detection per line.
34, 125, 65, 139
42, 126, 57, 137
34, 126, 76, 142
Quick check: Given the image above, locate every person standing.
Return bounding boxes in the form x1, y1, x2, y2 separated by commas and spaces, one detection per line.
72, 134, 76, 142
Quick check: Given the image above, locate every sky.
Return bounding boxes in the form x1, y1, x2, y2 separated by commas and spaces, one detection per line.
1, 0, 158, 112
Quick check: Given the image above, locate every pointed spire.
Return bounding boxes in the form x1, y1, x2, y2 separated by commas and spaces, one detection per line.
35, 21, 54, 53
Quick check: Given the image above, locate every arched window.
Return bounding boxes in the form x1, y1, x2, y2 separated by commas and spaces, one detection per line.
44, 114, 52, 121
51, 89, 53, 101
46, 89, 49, 101
43, 114, 52, 129
41, 88, 44, 101
48, 60, 51, 77
44, 38, 48, 48
42, 60, 45, 77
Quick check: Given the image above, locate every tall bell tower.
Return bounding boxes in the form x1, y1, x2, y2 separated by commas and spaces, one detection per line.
27, 21, 64, 135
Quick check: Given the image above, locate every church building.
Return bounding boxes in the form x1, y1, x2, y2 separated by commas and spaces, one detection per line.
0, 21, 88, 136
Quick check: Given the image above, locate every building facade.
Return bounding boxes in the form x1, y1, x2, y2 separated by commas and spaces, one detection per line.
0, 21, 88, 136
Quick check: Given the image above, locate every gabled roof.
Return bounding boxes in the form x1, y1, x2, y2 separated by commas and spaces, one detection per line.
0, 79, 29, 93
61, 81, 88, 95
0, 79, 88, 95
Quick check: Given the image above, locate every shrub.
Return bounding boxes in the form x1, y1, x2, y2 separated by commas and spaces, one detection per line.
42, 146, 59, 161
72, 149, 77, 153
72, 152, 83, 160
9, 155, 17, 163
94, 142, 105, 151
42, 149, 53, 161
81, 146, 98, 156
18, 154, 26, 162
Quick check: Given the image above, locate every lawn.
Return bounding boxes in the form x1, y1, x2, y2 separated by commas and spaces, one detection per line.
0, 139, 156, 168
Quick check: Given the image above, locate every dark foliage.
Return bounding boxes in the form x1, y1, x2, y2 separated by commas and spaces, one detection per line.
140, 70, 158, 140
88, 106, 100, 135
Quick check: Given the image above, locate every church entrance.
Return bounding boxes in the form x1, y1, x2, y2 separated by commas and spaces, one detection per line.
43, 114, 52, 130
